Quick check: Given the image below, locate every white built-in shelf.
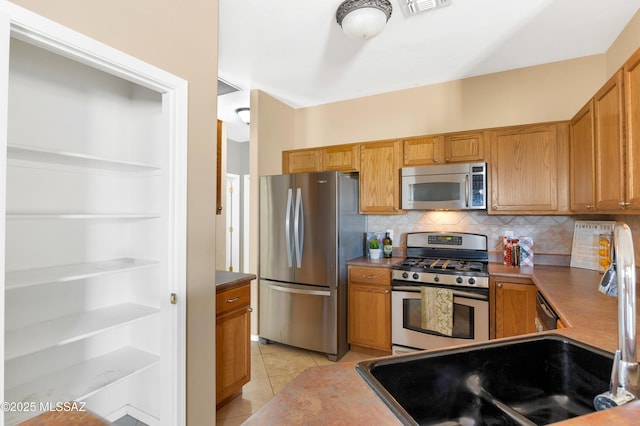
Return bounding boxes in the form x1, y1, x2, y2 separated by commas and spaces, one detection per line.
5, 213, 160, 220
7, 144, 161, 173
5, 258, 159, 290
5, 346, 159, 425
5, 303, 160, 361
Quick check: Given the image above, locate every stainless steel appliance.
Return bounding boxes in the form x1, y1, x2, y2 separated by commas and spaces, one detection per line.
259, 172, 366, 361
391, 232, 490, 354
535, 291, 559, 331
401, 162, 486, 210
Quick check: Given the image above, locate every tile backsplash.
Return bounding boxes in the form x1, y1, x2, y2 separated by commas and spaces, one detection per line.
367, 211, 640, 266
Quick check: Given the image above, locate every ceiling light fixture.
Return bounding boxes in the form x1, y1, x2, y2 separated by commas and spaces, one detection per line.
336, 0, 393, 40
236, 107, 250, 125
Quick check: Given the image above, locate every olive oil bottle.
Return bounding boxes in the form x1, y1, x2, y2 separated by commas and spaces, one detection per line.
383, 231, 393, 258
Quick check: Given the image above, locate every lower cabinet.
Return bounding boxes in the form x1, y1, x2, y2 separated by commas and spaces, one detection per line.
348, 265, 392, 354
491, 277, 538, 339
216, 281, 252, 408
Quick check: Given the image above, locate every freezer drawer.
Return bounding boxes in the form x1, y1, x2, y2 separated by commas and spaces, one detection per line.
259, 280, 339, 355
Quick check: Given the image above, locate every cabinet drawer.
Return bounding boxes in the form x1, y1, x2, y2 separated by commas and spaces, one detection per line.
217, 284, 251, 315
349, 266, 391, 286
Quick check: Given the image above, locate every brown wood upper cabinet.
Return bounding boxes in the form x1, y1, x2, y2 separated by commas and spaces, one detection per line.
569, 72, 627, 213
569, 100, 596, 212
282, 144, 360, 174
282, 148, 322, 174
489, 122, 569, 214
594, 70, 626, 211
359, 139, 403, 214
322, 143, 360, 172
403, 131, 484, 166
624, 49, 640, 211
569, 60, 640, 213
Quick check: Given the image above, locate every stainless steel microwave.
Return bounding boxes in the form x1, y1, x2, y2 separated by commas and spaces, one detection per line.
401, 162, 487, 210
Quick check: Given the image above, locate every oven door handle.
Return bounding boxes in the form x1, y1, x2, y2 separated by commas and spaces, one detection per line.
392, 286, 488, 301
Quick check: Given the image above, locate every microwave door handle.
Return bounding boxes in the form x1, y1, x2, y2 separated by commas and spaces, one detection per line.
465, 174, 470, 208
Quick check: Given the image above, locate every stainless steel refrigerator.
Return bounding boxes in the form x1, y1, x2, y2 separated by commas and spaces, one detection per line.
259, 171, 366, 361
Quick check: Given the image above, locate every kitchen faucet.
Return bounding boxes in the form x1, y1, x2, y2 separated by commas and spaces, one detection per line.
594, 222, 640, 410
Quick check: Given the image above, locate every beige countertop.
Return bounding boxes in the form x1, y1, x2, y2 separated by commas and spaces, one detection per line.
245, 261, 640, 425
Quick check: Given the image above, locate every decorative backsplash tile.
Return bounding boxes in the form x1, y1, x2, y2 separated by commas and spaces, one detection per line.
367, 211, 640, 266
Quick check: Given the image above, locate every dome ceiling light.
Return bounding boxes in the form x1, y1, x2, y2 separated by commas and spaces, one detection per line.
336, 0, 393, 40
236, 107, 250, 125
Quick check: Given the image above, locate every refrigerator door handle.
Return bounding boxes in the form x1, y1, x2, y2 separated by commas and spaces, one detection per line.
285, 188, 293, 267
294, 187, 304, 268
268, 283, 331, 297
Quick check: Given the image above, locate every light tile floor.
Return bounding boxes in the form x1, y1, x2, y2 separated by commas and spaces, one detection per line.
215, 340, 372, 425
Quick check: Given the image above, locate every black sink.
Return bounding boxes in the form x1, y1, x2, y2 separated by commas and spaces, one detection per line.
356, 335, 613, 425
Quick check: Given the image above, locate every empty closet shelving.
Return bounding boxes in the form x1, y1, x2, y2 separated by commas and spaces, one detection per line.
1, 4, 187, 425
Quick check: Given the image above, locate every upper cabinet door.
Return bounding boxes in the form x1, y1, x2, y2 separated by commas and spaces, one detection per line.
282, 148, 322, 174
360, 140, 402, 214
624, 49, 640, 211
569, 100, 596, 212
443, 132, 484, 163
402, 131, 484, 166
594, 70, 625, 211
403, 136, 443, 166
322, 143, 360, 172
489, 123, 566, 214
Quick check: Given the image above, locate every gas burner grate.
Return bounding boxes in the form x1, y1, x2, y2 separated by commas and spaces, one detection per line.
398, 257, 486, 273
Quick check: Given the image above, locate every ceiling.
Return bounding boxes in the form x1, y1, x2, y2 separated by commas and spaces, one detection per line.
218, 0, 640, 142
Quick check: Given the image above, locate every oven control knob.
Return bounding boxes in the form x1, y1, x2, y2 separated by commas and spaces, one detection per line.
402, 272, 409, 279
468, 277, 476, 285
456, 276, 463, 284
434, 276, 440, 283
412, 273, 419, 280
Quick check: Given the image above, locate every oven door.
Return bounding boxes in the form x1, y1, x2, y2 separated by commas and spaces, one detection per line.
392, 284, 489, 353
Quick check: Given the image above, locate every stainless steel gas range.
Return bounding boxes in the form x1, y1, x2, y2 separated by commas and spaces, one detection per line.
391, 232, 490, 354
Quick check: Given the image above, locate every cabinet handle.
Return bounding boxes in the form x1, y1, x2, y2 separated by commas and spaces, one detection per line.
497, 283, 502, 288
587, 204, 594, 209
226, 296, 240, 303
619, 201, 631, 208
433, 158, 439, 163
363, 275, 377, 279
493, 205, 498, 210
248, 307, 253, 313
384, 289, 390, 294
445, 158, 451, 162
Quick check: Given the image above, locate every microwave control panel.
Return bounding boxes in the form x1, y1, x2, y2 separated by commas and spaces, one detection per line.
470, 165, 486, 208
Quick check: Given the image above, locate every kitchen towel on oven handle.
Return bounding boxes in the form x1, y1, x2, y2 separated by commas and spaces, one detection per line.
421, 287, 453, 336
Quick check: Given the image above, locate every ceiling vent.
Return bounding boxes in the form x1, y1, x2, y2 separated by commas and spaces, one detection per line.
405, 0, 452, 15
217, 78, 241, 96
